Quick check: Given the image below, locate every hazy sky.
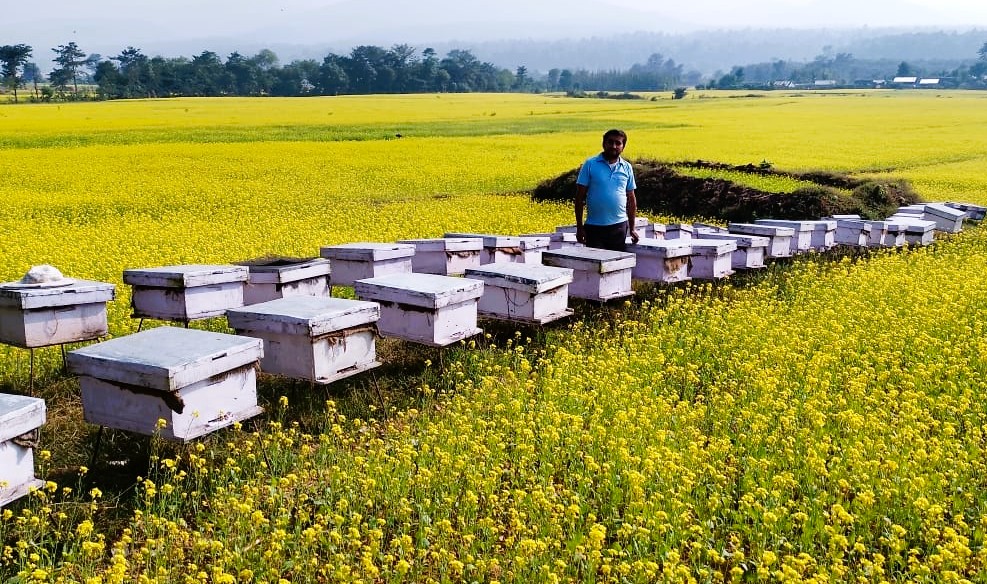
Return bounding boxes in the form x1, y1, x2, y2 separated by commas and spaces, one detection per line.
5, 0, 987, 66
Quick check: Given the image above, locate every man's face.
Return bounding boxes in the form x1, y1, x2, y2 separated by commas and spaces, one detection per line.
602, 135, 625, 160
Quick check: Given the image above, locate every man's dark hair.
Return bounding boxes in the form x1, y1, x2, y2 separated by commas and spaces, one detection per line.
603, 129, 627, 143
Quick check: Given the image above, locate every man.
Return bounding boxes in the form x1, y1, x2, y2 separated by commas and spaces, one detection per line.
574, 129, 638, 251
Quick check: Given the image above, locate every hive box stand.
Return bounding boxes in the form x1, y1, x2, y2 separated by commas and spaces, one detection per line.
443, 233, 524, 265
0, 394, 46, 508
354, 273, 484, 347
0, 280, 115, 349
541, 248, 635, 302
397, 238, 483, 276
922, 203, 965, 234
236, 257, 331, 306
124, 265, 247, 322
67, 327, 264, 442
694, 231, 769, 270
887, 216, 936, 246
627, 239, 692, 283
464, 263, 574, 324
227, 297, 380, 384
727, 223, 795, 259
687, 239, 738, 280
320, 243, 415, 287
754, 220, 816, 253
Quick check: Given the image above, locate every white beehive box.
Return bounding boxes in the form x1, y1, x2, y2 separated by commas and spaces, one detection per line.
541, 248, 635, 302
124, 264, 247, 322
688, 239, 738, 279
692, 232, 769, 270
520, 232, 583, 250
443, 233, 524, 265
320, 243, 415, 287
632, 217, 652, 240
922, 203, 965, 233
650, 223, 667, 240
397, 238, 483, 276
354, 273, 483, 347
0, 394, 46, 508
887, 215, 936, 246
517, 236, 550, 264
67, 327, 263, 442
236, 257, 331, 306
808, 220, 837, 250
0, 280, 115, 349
945, 202, 986, 221
753, 220, 815, 253
896, 205, 926, 216
227, 297, 380, 384
867, 221, 907, 248
833, 219, 872, 247
464, 263, 574, 324
727, 223, 795, 259
627, 239, 692, 283
664, 223, 694, 240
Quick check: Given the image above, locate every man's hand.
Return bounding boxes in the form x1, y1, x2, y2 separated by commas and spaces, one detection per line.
629, 229, 640, 244
575, 225, 586, 244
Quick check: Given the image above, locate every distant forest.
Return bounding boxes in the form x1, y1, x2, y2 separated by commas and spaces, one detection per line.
2, 29, 987, 102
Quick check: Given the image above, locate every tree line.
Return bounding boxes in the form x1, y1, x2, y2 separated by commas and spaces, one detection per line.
0, 41, 687, 102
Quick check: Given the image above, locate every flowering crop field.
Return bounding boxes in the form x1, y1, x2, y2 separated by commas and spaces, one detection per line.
2, 91, 987, 582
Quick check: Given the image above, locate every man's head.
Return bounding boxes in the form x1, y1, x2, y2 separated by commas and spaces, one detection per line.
602, 129, 627, 162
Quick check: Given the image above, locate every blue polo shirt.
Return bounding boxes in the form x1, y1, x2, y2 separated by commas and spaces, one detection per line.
576, 154, 637, 226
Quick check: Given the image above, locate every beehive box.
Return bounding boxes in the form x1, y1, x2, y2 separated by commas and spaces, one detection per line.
0, 394, 45, 508
227, 297, 380, 384
320, 243, 415, 287
444, 233, 523, 265
235, 257, 331, 306
517, 236, 550, 264
67, 327, 263, 442
354, 273, 483, 347
541, 248, 635, 302
896, 205, 926, 216
627, 239, 692, 283
519, 232, 582, 250
753, 220, 815, 253
887, 215, 936, 246
0, 280, 115, 349
867, 221, 907, 248
688, 239, 738, 279
833, 219, 873, 247
397, 238, 483, 276
727, 223, 795, 258
664, 223, 694, 240
464, 263, 574, 324
807, 220, 837, 250
922, 203, 965, 233
692, 232, 769, 270
124, 265, 247, 322
945, 202, 986, 221
633, 217, 652, 240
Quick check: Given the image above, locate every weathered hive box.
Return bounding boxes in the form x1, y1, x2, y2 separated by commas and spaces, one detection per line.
520, 232, 582, 250
664, 223, 694, 240
633, 217, 653, 240
0, 394, 45, 508
627, 239, 692, 283
833, 219, 873, 247
0, 280, 115, 349
464, 263, 574, 324
945, 202, 986, 221
124, 265, 247, 322
649, 223, 667, 240
320, 243, 415, 287
727, 223, 795, 259
692, 232, 769, 269
808, 220, 837, 250
896, 205, 926, 216
67, 327, 263, 442
397, 238, 483, 276
753, 220, 815, 253
687, 239, 738, 280
236, 257, 331, 306
443, 233, 523, 264
227, 297, 380, 384
887, 215, 936, 246
518, 236, 551, 264
922, 203, 965, 233
354, 273, 483, 347
541, 248, 635, 302
867, 221, 907, 248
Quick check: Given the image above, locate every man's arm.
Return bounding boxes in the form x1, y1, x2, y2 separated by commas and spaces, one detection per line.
626, 189, 638, 243
575, 184, 588, 243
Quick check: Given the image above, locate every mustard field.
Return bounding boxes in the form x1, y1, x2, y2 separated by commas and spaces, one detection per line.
2, 91, 987, 582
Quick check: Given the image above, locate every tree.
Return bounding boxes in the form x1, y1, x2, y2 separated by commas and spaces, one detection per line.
114, 47, 149, 97
0, 44, 33, 102
514, 65, 529, 91
22, 62, 42, 99
51, 41, 86, 93
979, 41, 987, 61
558, 69, 574, 91
896, 61, 913, 77
547, 68, 560, 91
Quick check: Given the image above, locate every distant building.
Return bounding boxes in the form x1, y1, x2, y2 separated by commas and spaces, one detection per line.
813, 80, 837, 87
892, 76, 918, 87
918, 78, 941, 87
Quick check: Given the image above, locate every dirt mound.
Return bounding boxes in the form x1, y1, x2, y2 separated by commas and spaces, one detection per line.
531, 159, 920, 222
